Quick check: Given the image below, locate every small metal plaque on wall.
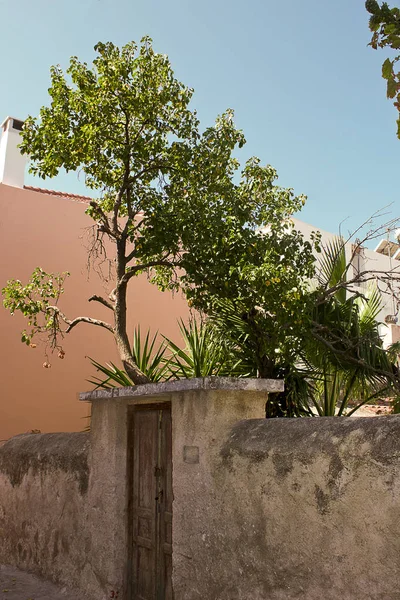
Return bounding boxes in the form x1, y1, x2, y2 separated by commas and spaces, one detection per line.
183, 445, 200, 464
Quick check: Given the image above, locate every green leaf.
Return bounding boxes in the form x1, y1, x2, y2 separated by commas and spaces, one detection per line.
382, 58, 393, 79
365, 0, 380, 15
384, 23, 397, 34
369, 14, 382, 32
387, 76, 397, 98
396, 116, 400, 138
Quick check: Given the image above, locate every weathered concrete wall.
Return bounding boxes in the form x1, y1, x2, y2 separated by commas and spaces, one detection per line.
83, 377, 281, 599
170, 385, 271, 599
0, 432, 96, 596
4, 382, 400, 600
174, 413, 400, 600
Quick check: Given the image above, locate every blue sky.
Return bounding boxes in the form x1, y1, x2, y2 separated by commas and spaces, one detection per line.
0, 0, 399, 237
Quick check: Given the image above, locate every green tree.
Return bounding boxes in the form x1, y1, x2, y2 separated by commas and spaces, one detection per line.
366, 0, 400, 137
2, 38, 318, 384
207, 233, 400, 417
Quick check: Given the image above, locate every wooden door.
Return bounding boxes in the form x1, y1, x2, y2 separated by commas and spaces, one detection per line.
128, 403, 173, 600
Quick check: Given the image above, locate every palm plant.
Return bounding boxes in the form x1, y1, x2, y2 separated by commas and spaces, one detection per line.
208, 238, 400, 417
208, 299, 314, 417
306, 238, 399, 416
88, 239, 400, 418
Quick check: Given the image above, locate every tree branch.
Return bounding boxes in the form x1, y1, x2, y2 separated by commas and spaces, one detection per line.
315, 208, 400, 295
89, 201, 115, 238
47, 306, 114, 334
119, 259, 180, 285
113, 110, 133, 235
122, 212, 145, 249
65, 316, 115, 334
112, 188, 125, 237
128, 160, 176, 186
88, 295, 115, 311
310, 324, 400, 387
316, 268, 400, 304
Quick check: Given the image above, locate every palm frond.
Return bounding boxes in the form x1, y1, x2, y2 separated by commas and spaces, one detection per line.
318, 237, 347, 303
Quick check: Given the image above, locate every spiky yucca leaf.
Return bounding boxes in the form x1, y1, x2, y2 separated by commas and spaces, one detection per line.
131, 326, 170, 382
87, 358, 135, 389
88, 327, 170, 388
164, 318, 241, 378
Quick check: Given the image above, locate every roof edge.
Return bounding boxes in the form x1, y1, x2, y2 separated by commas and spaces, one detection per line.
23, 185, 92, 204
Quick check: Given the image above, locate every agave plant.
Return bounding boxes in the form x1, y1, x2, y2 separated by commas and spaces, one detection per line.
88, 326, 170, 388
88, 319, 242, 389
163, 318, 243, 379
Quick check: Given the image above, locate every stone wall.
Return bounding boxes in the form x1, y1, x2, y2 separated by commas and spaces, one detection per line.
2, 381, 400, 600
0, 432, 96, 596
175, 413, 400, 600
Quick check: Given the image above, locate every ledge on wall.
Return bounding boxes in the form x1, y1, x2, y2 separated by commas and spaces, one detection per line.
79, 376, 285, 402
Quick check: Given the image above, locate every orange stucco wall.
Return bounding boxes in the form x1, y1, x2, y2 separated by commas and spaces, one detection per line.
0, 184, 189, 440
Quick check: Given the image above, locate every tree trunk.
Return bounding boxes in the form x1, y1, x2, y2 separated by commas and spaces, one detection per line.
122, 354, 150, 385
114, 238, 150, 386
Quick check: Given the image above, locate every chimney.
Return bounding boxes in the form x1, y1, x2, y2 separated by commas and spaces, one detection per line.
0, 116, 28, 188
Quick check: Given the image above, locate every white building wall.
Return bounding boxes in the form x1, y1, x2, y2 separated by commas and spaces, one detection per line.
292, 218, 400, 348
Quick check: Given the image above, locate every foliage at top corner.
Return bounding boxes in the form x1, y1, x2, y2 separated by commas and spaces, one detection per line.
16, 32, 311, 263
20, 37, 308, 250
366, 1, 400, 137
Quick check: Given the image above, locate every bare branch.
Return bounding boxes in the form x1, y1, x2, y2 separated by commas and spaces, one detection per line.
89, 201, 115, 238
315, 208, 400, 290
82, 225, 115, 284
46, 306, 114, 334
317, 268, 400, 304
311, 326, 400, 388
65, 316, 115, 334
88, 295, 115, 311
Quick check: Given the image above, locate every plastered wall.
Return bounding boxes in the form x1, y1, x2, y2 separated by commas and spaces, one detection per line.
0, 183, 189, 440
1, 383, 400, 600
0, 432, 96, 595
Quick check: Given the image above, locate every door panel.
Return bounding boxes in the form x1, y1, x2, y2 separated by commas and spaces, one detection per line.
129, 404, 173, 600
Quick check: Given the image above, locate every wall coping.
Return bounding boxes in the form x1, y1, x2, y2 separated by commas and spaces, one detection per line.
79, 376, 284, 402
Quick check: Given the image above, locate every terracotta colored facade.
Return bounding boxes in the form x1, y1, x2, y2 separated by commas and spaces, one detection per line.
0, 183, 189, 440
